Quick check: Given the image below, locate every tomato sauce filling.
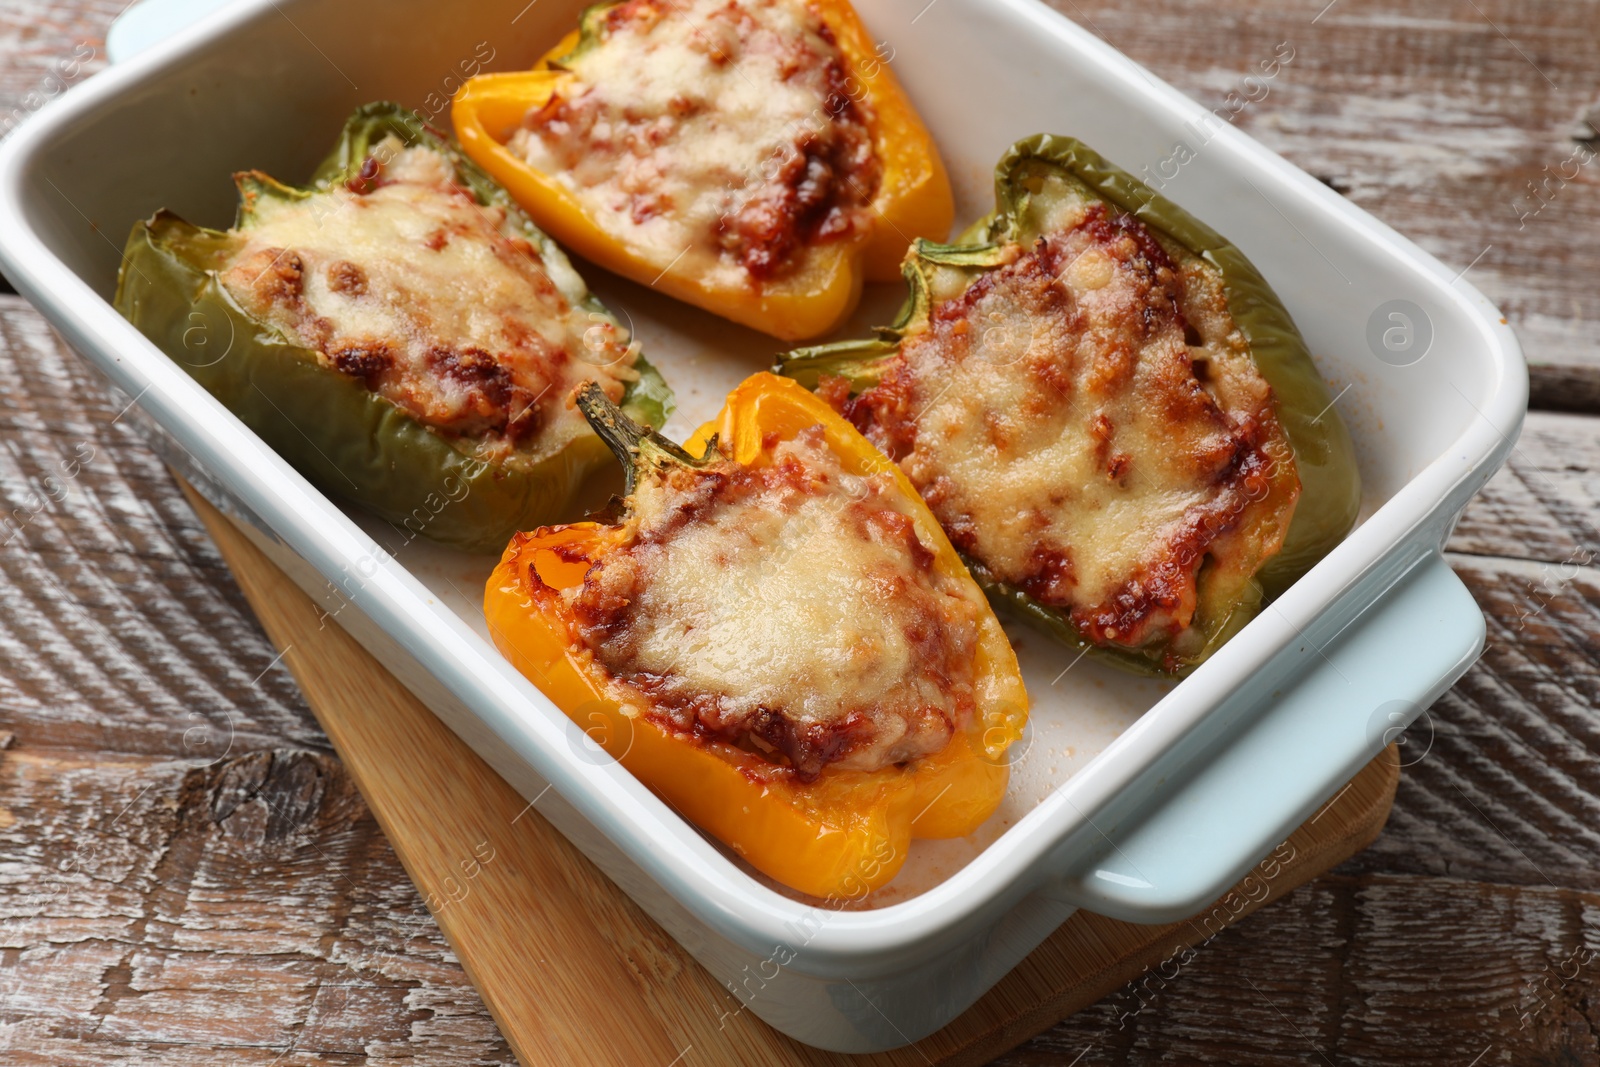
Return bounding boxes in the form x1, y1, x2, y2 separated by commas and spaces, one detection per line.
560, 426, 983, 780
511, 0, 880, 286
834, 199, 1298, 658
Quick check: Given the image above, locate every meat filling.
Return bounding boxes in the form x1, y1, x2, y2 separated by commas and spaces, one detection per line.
836, 189, 1298, 655
510, 0, 881, 287
565, 426, 982, 780
219, 136, 638, 462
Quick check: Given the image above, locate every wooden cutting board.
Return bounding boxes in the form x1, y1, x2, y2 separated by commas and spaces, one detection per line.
180, 480, 1399, 1067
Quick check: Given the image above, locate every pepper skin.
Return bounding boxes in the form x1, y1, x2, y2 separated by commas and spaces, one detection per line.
451, 0, 953, 342
113, 102, 673, 555
778, 134, 1362, 676
484, 373, 1027, 898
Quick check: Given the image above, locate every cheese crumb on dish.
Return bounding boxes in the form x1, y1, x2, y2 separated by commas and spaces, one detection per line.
565, 425, 983, 780
218, 136, 638, 464
836, 178, 1299, 657
509, 0, 880, 288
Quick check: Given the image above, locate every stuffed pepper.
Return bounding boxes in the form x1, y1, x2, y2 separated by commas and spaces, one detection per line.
452, 0, 953, 341
114, 101, 672, 554
779, 134, 1362, 675
485, 373, 1027, 897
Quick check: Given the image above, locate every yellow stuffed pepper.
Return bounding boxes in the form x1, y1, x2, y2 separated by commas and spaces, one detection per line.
484, 373, 1026, 898
453, 0, 953, 341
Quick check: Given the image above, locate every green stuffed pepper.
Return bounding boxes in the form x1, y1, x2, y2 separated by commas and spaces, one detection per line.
778, 133, 1360, 676
115, 101, 672, 554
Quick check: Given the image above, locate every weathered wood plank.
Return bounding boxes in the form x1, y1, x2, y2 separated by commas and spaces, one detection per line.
0, 0, 106, 294
0, 0, 114, 234
1353, 557, 1600, 889
0, 743, 516, 1064
0, 295, 514, 1063
1450, 411, 1600, 566
1, 0, 1598, 1060
0, 303, 328, 761
1049, 0, 1600, 409
999, 875, 1600, 1066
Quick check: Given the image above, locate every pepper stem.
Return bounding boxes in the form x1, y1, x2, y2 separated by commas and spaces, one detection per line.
576, 381, 703, 496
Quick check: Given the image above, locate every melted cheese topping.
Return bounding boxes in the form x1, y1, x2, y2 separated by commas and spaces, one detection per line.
843, 180, 1297, 656
509, 0, 879, 286
566, 426, 982, 779
219, 137, 637, 462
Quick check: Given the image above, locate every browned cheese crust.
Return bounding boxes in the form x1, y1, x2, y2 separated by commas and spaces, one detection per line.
834, 198, 1300, 660
511, 0, 880, 286
564, 426, 985, 780
219, 138, 637, 462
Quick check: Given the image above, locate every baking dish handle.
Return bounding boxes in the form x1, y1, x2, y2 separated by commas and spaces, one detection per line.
1045, 550, 1482, 924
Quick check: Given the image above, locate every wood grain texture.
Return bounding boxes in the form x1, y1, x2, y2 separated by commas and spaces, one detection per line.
1, 0, 1598, 1062
1050, 0, 1600, 410
0, 295, 517, 1063
182, 475, 1400, 1067
0, 0, 113, 215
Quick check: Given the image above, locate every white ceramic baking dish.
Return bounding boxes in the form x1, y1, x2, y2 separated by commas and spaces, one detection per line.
0, 0, 1525, 1051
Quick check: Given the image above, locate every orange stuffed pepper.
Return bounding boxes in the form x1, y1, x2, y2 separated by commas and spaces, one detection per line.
453, 0, 953, 342
484, 373, 1026, 898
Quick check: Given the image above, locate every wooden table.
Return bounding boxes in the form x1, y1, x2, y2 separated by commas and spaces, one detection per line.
2, 1, 1597, 1063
